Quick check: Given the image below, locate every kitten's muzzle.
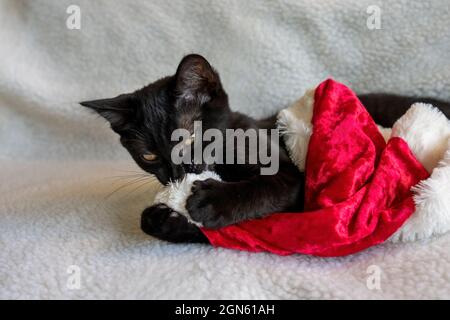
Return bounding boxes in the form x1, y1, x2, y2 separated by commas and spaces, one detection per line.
183, 163, 208, 174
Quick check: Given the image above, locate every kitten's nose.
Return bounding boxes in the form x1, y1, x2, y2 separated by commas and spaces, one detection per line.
171, 165, 185, 181
183, 163, 206, 174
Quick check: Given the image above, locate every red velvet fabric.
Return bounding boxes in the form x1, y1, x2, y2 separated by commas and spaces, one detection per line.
201, 79, 429, 257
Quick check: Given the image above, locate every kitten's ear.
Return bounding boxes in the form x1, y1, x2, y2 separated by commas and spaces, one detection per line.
80, 94, 134, 131
175, 54, 222, 102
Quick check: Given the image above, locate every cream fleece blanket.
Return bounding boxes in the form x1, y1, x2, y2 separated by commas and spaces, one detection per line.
1, 0, 450, 299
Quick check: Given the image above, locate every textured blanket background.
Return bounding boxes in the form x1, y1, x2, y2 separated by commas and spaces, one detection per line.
1, 0, 449, 299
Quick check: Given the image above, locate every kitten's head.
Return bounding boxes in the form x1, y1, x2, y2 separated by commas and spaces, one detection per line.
81, 54, 230, 185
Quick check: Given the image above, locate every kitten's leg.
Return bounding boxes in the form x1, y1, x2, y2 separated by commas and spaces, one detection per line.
186, 162, 304, 229
141, 204, 209, 244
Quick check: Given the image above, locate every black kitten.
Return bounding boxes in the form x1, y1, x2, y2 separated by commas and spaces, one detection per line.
82, 54, 450, 244
81, 54, 303, 243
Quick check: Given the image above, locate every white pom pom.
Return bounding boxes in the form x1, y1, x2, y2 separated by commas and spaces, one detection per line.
392, 103, 450, 173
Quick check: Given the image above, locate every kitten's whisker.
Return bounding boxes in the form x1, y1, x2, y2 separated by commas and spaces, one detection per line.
104, 176, 152, 199
112, 170, 155, 179
113, 169, 147, 174
102, 173, 148, 180
120, 179, 158, 199
93, 173, 149, 184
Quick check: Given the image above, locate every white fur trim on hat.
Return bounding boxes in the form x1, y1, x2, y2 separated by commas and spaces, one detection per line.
389, 104, 450, 242
277, 88, 315, 172
391, 103, 450, 173
390, 137, 450, 242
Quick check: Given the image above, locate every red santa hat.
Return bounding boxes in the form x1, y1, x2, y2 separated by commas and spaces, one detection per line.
154, 79, 450, 256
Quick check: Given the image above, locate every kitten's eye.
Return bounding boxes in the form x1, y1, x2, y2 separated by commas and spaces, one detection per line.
142, 153, 158, 161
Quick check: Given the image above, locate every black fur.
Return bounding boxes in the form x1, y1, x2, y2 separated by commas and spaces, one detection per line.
141, 204, 209, 243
